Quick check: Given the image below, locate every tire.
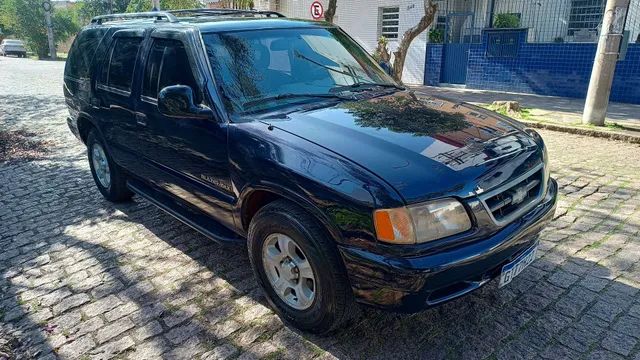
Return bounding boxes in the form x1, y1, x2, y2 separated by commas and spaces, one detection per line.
86, 129, 133, 202
248, 200, 355, 334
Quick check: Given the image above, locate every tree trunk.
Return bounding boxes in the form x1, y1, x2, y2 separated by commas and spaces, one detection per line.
392, 0, 437, 82
324, 0, 337, 23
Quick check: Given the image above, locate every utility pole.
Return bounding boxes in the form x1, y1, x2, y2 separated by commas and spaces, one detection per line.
582, 0, 630, 126
151, 0, 160, 11
42, 1, 56, 61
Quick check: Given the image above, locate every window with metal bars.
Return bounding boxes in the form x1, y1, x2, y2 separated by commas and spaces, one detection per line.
379, 7, 400, 39
568, 0, 606, 36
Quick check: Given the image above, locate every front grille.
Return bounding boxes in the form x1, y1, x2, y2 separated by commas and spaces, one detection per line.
479, 164, 545, 226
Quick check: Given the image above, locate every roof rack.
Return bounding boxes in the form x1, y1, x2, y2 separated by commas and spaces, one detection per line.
90, 12, 178, 25
168, 8, 285, 18
89, 8, 285, 26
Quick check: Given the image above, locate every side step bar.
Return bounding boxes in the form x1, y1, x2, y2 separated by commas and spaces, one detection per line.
127, 179, 244, 245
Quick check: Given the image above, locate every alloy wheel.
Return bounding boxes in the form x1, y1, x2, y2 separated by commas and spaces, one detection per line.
91, 143, 111, 189
262, 233, 316, 310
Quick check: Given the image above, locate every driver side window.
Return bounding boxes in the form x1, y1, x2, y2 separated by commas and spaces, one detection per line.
142, 39, 201, 104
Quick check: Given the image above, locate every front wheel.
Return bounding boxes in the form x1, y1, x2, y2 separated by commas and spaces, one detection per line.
248, 200, 355, 334
87, 129, 133, 202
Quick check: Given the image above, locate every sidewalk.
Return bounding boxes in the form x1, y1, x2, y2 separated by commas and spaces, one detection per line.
414, 86, 640, 126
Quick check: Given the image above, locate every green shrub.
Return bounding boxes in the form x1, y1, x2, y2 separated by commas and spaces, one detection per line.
493, 13, 520, 29
428, 29, 444, 43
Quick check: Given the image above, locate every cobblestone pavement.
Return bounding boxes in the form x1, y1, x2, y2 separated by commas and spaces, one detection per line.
1, 56, 640, 360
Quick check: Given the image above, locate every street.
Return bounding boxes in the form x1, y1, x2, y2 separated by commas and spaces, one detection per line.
1, 56, 640, 359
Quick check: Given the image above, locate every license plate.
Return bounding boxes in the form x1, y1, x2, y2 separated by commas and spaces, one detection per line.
498, 245, 537, 288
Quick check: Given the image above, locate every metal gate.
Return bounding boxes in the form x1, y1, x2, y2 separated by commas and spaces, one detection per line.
440, 13, 473, 84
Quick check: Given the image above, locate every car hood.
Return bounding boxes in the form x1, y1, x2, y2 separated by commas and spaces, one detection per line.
263, 92, 543, 204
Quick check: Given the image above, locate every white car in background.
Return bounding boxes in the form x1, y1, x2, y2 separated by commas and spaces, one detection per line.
0, 39, 27, 58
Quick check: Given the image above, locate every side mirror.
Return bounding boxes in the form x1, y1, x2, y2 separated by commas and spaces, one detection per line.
158, 85, 213, 119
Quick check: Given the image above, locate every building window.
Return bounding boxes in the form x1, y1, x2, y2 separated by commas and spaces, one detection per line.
435, 16, 446, 31
568, 0, 605, 36
379, 7, 400, 39
100, 37, 142, 93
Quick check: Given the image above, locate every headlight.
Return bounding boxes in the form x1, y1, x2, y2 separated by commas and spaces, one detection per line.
373, 199, 472, 244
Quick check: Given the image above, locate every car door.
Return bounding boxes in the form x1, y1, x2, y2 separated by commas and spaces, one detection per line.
134, 33, 235, 230
93, 30, 146, 172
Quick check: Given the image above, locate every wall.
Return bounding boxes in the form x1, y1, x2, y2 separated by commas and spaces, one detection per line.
262, 0, 428, 84
424, 43, 443, 86
426, 31, 640, 104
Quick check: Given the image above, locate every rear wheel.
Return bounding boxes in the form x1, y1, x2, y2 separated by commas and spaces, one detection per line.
87, 129, 133, 202
248, 200, 355, 333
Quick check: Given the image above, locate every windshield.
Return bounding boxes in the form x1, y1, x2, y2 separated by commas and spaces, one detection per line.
202, 27, 398, 114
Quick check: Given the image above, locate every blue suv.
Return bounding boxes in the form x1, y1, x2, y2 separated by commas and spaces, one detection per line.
64, 9, 557, 333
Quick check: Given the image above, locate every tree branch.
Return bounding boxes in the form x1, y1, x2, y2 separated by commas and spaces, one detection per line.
392, 0, 437, 82
324, 0, 337, 23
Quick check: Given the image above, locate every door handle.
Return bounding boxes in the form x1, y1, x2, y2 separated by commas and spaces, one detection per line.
135, 113, 147, 126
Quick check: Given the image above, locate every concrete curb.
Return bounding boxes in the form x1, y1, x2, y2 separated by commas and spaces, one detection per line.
518, 120, 640, 144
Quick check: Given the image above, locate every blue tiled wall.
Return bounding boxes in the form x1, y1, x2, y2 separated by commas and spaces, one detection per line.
425, 44, 443, 86
425, 32, 640, 104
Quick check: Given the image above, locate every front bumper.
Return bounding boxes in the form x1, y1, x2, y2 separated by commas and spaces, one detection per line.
339, 178, 558, 312
67, 117, 82, 142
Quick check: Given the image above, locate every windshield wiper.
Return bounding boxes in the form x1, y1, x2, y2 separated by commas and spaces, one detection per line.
294, 50, 356, 78
293, 50, 403, 92
349, 82, 405, 91
331, 82, 405, 94
242, 93, 352, 110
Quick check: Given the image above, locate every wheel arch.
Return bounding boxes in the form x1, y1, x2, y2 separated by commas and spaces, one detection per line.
76, 115, 96, 144
239, 184, 345, 245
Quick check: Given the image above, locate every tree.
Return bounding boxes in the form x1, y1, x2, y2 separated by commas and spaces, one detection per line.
0, 0, 80, 58
78, 0, 131, 21
0, 0, 12, 38
53, 8, 81, 42
126, 0, 202, 12
392, 0, 437, 81
324, 0, 336, 23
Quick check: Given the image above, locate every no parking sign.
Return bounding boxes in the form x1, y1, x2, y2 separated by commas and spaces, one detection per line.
310, 1, 324, 20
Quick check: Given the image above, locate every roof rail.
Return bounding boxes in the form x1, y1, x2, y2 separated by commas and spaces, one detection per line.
168, 8, 285, 18
90, 11, 178, 25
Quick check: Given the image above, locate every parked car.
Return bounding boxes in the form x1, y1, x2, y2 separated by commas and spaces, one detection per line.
0, 39, 27, 57
64, 9, 557, 333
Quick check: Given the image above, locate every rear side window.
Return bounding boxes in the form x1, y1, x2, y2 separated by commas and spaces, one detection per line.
65, 29, 107, 80
142, 39, 199, 102
102, 37, 142, 92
